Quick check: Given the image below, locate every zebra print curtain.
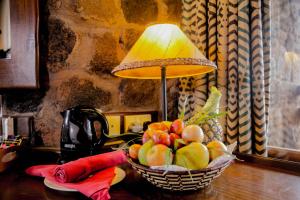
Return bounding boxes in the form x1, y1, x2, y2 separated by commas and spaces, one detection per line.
178, 0, 270, 156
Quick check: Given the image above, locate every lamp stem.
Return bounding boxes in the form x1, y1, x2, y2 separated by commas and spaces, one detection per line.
161, 66, 167, 121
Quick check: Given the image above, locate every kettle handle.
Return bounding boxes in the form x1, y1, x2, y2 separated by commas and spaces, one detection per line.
72, 105, 110, 149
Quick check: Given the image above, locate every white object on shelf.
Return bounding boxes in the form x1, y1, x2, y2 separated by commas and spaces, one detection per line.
2, 117, 14, 139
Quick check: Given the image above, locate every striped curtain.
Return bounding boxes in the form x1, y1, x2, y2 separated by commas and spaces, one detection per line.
178, 0, 271, 156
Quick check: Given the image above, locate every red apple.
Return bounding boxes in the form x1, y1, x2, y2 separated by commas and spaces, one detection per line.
142, 129, 154, 144
151, 130, 163, 143
170, 119, 185, 135
152, 130, 171, 146
159, 132, 171, 146
169, 133, 180, 147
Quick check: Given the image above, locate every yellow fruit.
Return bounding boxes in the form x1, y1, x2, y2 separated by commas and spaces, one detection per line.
207, 140, 227, 160
138, 139, 154, 166
175, 142, 209, 170
162, 121, 172, 130
148, 122, 169, 132
129, 144, 142, 159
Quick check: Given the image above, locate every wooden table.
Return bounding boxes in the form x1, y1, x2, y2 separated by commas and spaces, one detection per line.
0, 161, 299, 200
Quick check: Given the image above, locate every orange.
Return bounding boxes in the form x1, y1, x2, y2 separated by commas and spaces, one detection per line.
129, 144, 142, 159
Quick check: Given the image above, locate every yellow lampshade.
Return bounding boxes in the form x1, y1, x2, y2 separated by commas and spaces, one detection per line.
112, 24, 216, 79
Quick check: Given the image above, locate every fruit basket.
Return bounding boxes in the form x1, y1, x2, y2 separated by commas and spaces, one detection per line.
128, 157, 232, 191
125, 87, 234, 191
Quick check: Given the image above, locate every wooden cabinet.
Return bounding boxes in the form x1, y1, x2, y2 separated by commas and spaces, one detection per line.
0, 0, 39, 88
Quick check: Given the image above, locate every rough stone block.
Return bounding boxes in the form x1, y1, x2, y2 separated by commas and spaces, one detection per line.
55, 76, 112, 110
89, 33, 119, 75
88, 32, 119, 76
47, 18, 76, 73
119, 28, 143, 52
119, 79, 159, 107
121, 0, 158, 24
163, 0, 182, 22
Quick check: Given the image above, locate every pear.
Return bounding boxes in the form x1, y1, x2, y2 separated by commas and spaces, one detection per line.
175, 142, 209, 170
207, 140, 227, 161
138, 139, 155, 166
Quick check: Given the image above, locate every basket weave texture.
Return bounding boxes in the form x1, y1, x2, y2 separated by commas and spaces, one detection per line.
128, 158, 232, 191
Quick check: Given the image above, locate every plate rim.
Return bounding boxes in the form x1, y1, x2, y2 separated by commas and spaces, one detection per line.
44, 167, 126, 192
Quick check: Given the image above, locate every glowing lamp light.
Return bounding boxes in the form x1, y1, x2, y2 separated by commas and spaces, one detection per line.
112, 24, 216, 120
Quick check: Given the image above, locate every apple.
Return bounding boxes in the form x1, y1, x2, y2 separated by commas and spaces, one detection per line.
129, 144, 142, 159
146, 144, 173, 166
169, 133, 180, 147
170, 119, 185, 135
182, 125, 204, 143
152, 130, 171, 146
148, 122, 169, 132
175, 142, 209, 170
157, 132, 171, 146
207, 140, 227, 160
142, 129, 154, 144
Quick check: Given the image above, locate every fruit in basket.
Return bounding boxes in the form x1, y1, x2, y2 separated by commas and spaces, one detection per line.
207, 140, 227, 160
162, 121, 172, 130
146, 144, 173, 166
185, 86, 224, 144
170, 119, 184, 135
175, 142, 209, 170
182, 125, 204, 143
201, 119, 223, 143
138, 139, 155, 166
129, 144, 142, 159
148, 122, 169, 132
174, 138, 187, 150
169, 133, 180, 147
142, 129, 154, 144
152, 130, 171, 146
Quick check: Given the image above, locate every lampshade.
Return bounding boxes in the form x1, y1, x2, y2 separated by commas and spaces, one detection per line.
112, 24, 216, 79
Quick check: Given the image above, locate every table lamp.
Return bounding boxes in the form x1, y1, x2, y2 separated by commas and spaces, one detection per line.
112, 24, 216, 121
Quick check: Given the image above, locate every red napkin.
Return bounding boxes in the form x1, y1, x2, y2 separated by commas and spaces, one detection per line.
26, 150, 127, 200
54, 150, 127, 183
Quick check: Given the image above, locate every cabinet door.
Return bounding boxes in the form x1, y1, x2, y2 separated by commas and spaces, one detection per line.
0, 0, 39, 88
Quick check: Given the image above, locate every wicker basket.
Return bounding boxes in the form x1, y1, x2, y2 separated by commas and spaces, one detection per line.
128, 158, 232, 191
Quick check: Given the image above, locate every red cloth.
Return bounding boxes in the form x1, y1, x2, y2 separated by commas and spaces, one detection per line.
25, 150, 127, 200
54, 150, 127, 183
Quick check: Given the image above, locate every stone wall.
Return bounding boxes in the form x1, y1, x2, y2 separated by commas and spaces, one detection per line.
268, 0, 300, 149
3, 0, 181, 147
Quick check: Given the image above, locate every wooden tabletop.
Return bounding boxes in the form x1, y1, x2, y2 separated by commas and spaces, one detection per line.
0, 161, 299, 200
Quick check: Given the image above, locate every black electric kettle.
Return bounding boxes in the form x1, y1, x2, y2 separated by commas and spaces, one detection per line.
59, 106, 142, 163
